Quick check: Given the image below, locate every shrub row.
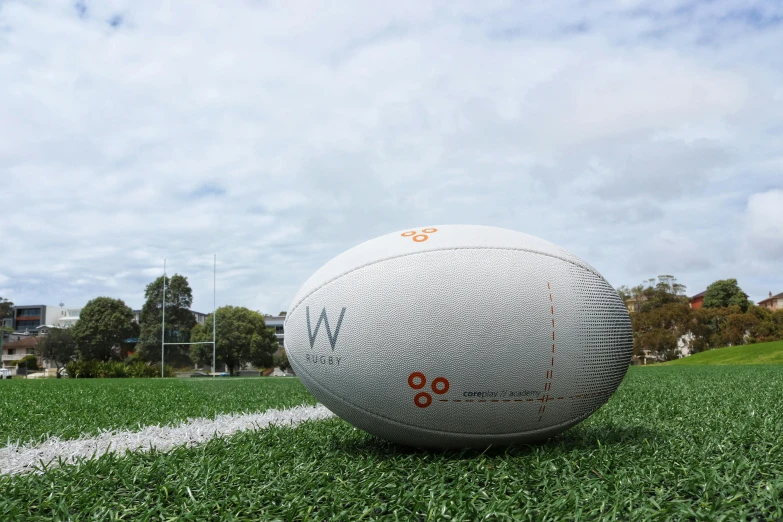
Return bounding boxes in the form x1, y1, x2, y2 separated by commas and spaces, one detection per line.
64, 360, 175, 378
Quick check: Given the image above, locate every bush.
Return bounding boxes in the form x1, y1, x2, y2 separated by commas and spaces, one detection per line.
123, 353, 142, 365
155, 363, 175, 378
65, 359, 100, 378
18, 354, 40, 371
127, 361, 157, 378
98, 361, 128, 378
64, 359, 175, 378
273, 349, 291, 371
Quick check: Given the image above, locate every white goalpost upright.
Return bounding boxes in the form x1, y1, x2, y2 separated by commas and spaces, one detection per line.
161, 254, 217, 378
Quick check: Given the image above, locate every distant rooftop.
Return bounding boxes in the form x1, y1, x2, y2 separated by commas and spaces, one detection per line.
759, 292, 783, 304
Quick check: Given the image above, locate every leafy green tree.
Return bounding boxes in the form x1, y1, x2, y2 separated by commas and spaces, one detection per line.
0, 296, 13, 320
618, 275, 688, 315
623, 275, 691, 361
274, 349, 291, 372
71, 297, 135, 362
190, 306, 278, 375
135, 274, 197, 365
688, 304, 773, 349
37, 328, 77, 370
18, 354, 40, 371
639, 275, 688, 312
703, 278, 750, 313
0, 297, 13, 351
631, 302, 692, 360
723, 311, 759, 346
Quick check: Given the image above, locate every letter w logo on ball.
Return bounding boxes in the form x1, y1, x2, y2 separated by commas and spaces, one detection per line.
306, 306, 346, 351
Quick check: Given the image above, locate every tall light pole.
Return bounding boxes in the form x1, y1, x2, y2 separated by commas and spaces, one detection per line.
161, 259, 166, 378
212, 254, 216, 375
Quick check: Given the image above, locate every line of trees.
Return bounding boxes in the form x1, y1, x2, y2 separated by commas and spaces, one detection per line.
23, 274, 280, 377
618, 276, 783, 361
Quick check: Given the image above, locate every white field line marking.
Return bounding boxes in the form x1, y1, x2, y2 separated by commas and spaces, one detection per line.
0, 404, 334, 477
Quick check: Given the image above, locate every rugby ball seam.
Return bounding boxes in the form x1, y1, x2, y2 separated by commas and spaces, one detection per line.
286, 246, 606, 321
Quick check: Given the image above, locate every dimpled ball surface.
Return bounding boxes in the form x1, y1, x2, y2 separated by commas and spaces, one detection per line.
284, 225, 633, 448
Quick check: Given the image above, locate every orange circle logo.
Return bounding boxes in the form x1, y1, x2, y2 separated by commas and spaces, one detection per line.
408, 372, 426, 389
414, 392, 432, 408
408, 372, 449, 408
401, 227, 438, 242
431, 377, 450, 394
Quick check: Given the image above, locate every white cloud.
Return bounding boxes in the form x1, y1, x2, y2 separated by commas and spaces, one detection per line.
634, 230, 714, 275
745, 190, 783, 259
1, 0, 782, 311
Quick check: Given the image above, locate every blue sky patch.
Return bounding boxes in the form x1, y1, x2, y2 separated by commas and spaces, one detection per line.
189, 183, 226, 199
74, 1, 87, 19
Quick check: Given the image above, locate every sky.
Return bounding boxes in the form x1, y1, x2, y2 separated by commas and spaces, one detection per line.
1, 0, 782, 315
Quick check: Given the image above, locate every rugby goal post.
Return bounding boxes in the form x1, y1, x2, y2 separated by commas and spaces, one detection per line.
161, 254, 217, 377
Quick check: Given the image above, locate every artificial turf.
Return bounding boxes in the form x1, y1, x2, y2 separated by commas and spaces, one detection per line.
0, 377, 316, 446
1, 365, 782, 520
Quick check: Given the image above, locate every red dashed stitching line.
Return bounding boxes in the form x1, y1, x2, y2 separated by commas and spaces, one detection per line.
435, 392, 605, 404
539, 282, 556, 423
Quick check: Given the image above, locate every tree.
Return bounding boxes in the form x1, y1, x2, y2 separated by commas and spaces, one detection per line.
638, 275, 688, 312
750, 308, 783, 343
631, 301, 692, 360
135, 274, 197, 365
618, 275, 688, 315
190, 306, 279, 375
37, 328, 77, 370
71, 297, 135, 362
0, 296, 13, 351
0, 296, 13, 320
274, 349, 291, 372
623, 275, 691, 361
703, 279, 750, 312
18, 354, 39, 371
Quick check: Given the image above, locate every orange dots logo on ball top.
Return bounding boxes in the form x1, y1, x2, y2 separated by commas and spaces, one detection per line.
408, 372, 449, 408
401, 227, 438, 242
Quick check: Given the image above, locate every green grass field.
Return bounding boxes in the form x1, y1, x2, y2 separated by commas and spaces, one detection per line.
665, 339, 783, 366
1, 366, 782, 520
0, 378, 316, 445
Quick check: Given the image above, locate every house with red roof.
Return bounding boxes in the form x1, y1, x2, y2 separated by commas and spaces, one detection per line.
689, 291, 706, 310
759, 291, 783, 311
1, 335, 40, 369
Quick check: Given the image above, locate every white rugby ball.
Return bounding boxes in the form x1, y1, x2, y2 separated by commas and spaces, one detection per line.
285, 225, 633, 448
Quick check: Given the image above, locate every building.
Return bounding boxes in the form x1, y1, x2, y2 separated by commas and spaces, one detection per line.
1, 335, 40, 368
630, 349, 663, 365
264, 314, 286, 347
759, 291, 783, 311
191, 311, 209, 325
11, 305, 64, 333
3, 304, 82, 333
55, 307, 82, 328
689, 291, 706, 310
625, 296, 645, 313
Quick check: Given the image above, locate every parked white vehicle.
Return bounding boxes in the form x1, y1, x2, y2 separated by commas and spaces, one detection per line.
0, 368, 13, 379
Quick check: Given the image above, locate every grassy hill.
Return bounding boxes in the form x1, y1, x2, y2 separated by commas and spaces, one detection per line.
664, 339, 783, 365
